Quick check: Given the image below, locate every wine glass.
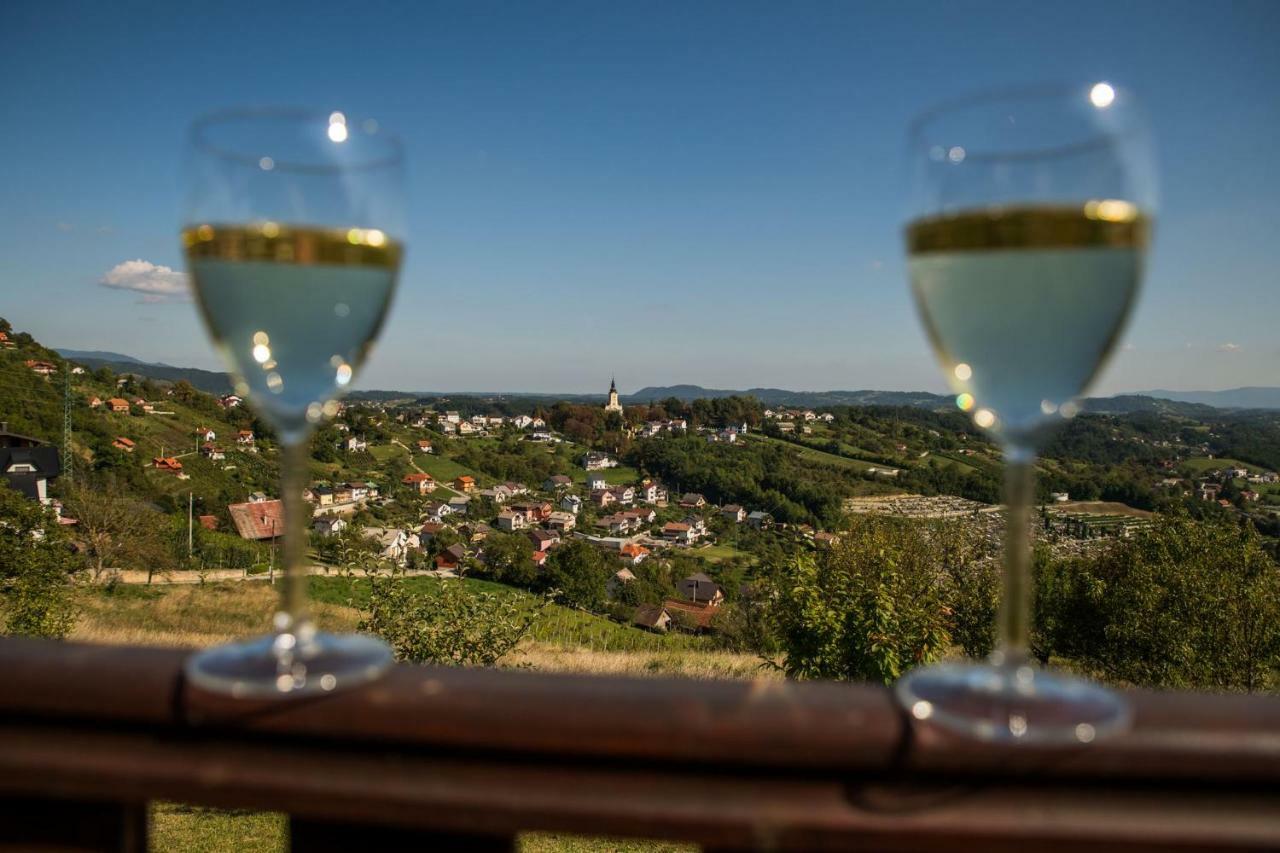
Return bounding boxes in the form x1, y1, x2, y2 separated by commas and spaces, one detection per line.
180, 109, 403, 697
896, 83, 1156, 743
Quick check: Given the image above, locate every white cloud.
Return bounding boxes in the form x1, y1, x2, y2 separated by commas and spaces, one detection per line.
100, 259, 189, 302
1217, 342, 1242, 353
56, 222, 73, 232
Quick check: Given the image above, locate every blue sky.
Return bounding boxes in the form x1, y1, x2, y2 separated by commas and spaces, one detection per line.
2, 1, 1277, 395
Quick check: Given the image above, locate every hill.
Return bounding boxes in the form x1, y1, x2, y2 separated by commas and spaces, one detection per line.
1080, 395, 1219, 418
55, 349, 150, 365
627, 385, 953, 408
66, 356, 232, 395
1138, 387, 1280, 410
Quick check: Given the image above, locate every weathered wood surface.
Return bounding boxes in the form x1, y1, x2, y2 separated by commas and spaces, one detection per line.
1, 637, 1278, 851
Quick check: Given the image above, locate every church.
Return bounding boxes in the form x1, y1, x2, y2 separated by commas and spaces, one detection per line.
603, 378, 623, 414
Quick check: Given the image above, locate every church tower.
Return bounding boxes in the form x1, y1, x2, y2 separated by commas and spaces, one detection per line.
604, 377, 623, 413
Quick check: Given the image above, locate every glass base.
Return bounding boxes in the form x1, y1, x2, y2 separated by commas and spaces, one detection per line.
895, 659, 1130, 744
184, 628, 394, 698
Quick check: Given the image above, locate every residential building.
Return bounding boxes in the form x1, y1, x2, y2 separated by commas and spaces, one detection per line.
105, 398, 130, 413
543, 474, 573, 491
342, 435, 365, 452
591, 489, 617, 509
559, 494, 582, 515
585, 473, 608, 491
0, 427, 60, 503
633, 604, 672, 633
313, 516, 347, 536
403, 473, 435, 495
152, 457, 183, 473
435, 543, 467, 572
195, 428, 217, 442
227, 500, 285, 541
447, 495, 472, 515
678, 493, 706, 509
415, 439, 433, 453
619, 543, 649, 565
201, 443, 225, 461
721, 504, 746, 523
679, 573, 725, 606
608, 568, 636, 598
528, 529, 559, 552
747, 510, 773, 530
547, 511, 577, 532
496, 510, 527, 532
112, 437, 135, 453
582, 451, 617, 471
453, 475, 476, 493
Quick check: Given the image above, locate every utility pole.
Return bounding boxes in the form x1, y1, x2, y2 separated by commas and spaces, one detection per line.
62, 365, 73, 482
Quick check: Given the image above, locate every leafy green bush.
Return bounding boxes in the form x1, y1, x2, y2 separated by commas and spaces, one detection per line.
0, 484, 80, 638
359, 574, 545, 667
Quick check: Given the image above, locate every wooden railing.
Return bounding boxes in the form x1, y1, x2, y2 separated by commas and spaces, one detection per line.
1, 637, 1278, 851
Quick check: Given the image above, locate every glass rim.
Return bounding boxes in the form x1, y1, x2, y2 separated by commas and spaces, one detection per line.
907, 81, 1143, 163
189, 107, 404, 175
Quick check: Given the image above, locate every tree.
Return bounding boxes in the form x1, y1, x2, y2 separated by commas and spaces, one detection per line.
0, 484, 79, 638
542, 539, 610, 611
484, 532, 536, 587
1036, 513, 1280, 692
64, 483, 172, 580
360, 575, 544, 667
762, 515, 952, 684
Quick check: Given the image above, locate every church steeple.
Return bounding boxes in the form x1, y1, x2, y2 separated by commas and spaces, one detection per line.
604, 376, 623, 413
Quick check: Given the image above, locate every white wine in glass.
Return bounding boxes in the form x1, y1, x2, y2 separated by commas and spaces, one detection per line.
897, 84, 1156, 744
181, 110, 403, 697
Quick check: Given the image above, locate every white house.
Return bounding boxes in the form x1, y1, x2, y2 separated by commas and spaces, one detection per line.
560, 494, 582, 515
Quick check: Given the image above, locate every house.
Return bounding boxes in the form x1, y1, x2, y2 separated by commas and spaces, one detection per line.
620, 543, 649, 565
232, 430, 253, 447
633, 604, 673, 633
528, 529, 559, 552
595, 513, 635, 535
415, 439, 433, 453
560, 494, 582, 515
608, 568, 636, 598
0, 428, 61, 503
1242, 489, 1261, 502
1049, 492, 1070, 503
610, 485, 635, 505
636, 482, 668, 504
678, 493, 706, 509
675, 571, 727, 604
502, 481, 529, 496
134, 399, 154, 414
582, 451, 617, 471
112, 437, 136, 453
444, 411, 461, 424
342, 435, 365, 452
662, 599, 720, 632
347, 482, 371, 502
105, 397, 130, 413
152, 456, 183, 473
438, 421, 457, 435
447, 495, 472, 516
1199, 483, 1222, 502
511, 415, 534, 430
402, 472, 436, 495
195, 427, 217, 442
531, 550, 549, 568
544, 474, 573, 491
547, 511, 577, 532
458, 522, 492, 544
24, 360, 57, 376
200, 442, 225, 461
591, 489, 617, 509
311, 486, 335, 507
510, 500, 553, 522
418, 521, 445, 542
496, 510, 527, 532
662, 522, 695, 544
88, 396, 102, 409
623, 507, 656, 525
435, 543, 467, 571
248, 492, 269, 503
721, 504, 746, 523
219, 394, 243, 408
747, 510, 773, 530
453, 475, 476, 493
422, 501, 453, 522
530, 417, 546, 429
363, 527, 414, 565
333, 422, 350, 433
479, 485, 513, 504
457, 421, 478, 436
585, 473, 608, 492
332, 485, 353, 504
312, 516, 347, 536
227, 500, 285, 541
197, 515, 219, 532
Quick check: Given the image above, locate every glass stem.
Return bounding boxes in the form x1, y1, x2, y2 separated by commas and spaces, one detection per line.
997, 446, 1036, 665
279, 438, 312, 636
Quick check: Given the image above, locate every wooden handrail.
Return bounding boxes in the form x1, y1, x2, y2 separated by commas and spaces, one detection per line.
1, 637, 1278, 851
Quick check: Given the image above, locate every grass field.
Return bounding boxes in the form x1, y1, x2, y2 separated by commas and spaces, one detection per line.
692, 543, 758, 565
413, 451, 486, 486
1181, 456, 1257, 475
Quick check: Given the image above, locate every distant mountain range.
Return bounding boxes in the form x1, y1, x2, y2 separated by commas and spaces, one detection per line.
1137, 387, 1280, 410
55, 349, 232, 395
49, 349, 1280, 413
